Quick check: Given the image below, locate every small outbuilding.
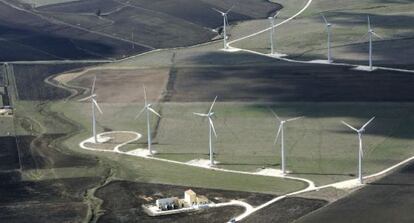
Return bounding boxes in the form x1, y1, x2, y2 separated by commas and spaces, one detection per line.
184, 189, 197, 206
156, 197, 179, 211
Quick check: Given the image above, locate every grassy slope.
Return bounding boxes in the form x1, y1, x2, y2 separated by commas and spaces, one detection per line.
50, 101, 306, 194
155, 102, 414, 185
51, 100, 414, 186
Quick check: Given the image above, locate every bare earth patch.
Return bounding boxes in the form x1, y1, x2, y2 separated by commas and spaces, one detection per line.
68, 68, 169, 103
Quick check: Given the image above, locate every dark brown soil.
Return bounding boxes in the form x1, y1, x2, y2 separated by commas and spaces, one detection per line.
296, 161, 414, 223
0, 177, 101, 223
70, 68, 169, 103
241, 197, 327, 223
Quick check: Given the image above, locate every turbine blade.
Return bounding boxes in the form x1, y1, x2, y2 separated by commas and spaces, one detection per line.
212, 7, 225, 15
273, 10, 280, 18
91, 76, 96, 94
371, 31, 382, 39
193, 112, 207, 117
367, 16, 371, 30
286, 116, 303, 122
209, 117, 217, 137
341, 121, 358, 132
274, 125, 282, 145
143, 85, 147, 106
226, 4, 235, 14
269, 109, 281, 121
78, 94, 96, 102
360, 33, 369, 41
148, 107, 161, 117
92, 99, 103, 114
361, 117, 375, 130
225, 15, 229, 27
208, 96, 218, 114
135, 107, 146, 120
321, 14, 328, 25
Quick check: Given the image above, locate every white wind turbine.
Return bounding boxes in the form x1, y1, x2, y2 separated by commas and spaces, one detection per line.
271, 110, 303, 175
213, 6, 234, 49
367, 16, 382, 71
79, 76, 103, 143
135, 86, 161, 155
341, 117, 375, 184
321, 14, 333, 63
268, 11, 280, 55
194, 96, 218, 166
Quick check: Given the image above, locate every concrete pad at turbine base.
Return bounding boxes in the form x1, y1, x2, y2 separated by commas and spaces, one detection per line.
83, 133, 112, 144
330, 178, 363, 189
308, 59, 333, 64
126, 149, 157, 157
221, 47, 241, 52
186, 159, 220, 168
269, 52, 287, 58
97, 135, 112, 143
353, 65, 378, 72
255, 168, 290, 177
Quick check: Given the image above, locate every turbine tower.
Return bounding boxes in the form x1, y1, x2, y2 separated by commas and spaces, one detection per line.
321, 14, 332, 63
79, 76, 103, 143
194, 96, 218, 166
135, 86, 161, 155
271, 110, 302, 175
367, 16, 382, 71
213, 6, 234, 49
341, 117, 375, 184
268, 11, 280, 55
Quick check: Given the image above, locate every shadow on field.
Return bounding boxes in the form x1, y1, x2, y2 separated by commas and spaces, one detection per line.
171, 51, 414, 102
0, 24, 117, 61
324, 12, 414, 29
0, 1, 150, 61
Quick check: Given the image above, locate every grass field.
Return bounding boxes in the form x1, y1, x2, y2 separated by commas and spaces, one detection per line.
51, 101, 306, 194
232, 0, 414, 68
51, 99, 414, 186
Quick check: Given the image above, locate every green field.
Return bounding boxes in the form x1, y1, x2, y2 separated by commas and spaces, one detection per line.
233, 0, 414, 66
49, 101, 306, 194
51, 100, 414, 186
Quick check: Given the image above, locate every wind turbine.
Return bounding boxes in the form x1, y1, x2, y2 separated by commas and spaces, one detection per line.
271, 110, 302, 175
212, 6, 234, 49
321, 14, 332, 63
268, 11, 280, 55
79, 76, 103, 143
367, 16, 382, 71
341, 117, 375, 184
194, 96, 218, 166
135, 86, 161, 155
